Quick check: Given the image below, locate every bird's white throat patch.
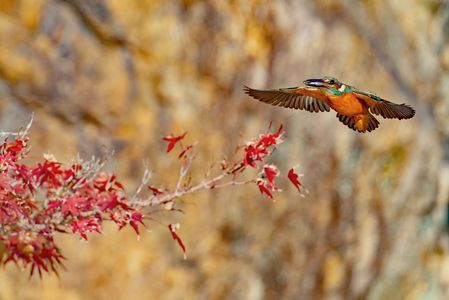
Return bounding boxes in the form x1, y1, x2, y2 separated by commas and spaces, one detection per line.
338, 84, 346, 92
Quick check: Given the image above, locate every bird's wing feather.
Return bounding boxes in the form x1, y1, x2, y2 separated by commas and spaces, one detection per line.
353, 90, 415, 120
244, 86, 330, 113
336, 113, 379, 133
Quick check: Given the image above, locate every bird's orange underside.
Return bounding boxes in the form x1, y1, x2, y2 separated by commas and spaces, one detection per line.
329, 93, 370, 131
328, 93, 366, 116
294, 88, 372, 131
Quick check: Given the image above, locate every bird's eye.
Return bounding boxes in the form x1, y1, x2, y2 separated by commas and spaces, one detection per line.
328, 79, 335, 84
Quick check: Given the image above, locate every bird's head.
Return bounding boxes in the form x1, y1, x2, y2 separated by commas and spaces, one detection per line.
303, 77, 349, 95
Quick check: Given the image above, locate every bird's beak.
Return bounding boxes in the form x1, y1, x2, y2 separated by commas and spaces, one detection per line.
303, 78, 326, 87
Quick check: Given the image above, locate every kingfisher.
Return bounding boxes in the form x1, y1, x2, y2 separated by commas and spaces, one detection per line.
244, 77, 415, 133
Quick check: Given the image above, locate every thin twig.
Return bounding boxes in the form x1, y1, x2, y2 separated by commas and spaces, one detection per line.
134, 161, 251, 207
0, 113, 34, 137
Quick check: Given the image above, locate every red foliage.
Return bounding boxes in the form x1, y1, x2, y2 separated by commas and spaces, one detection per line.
162, 132, 187, 153
0, 122, 303, 277
3, 233, 65, 277
256, 179, 275, 199
178, 144, 193, 159
148, 185, 164, 195
241, 125, 285, 169
129, 211, 145, 235
254, 165, 280, 200
168, 223, 186, 256
0, 136, 143, 277
263, 165, 280, 185
288, 168, 303, 194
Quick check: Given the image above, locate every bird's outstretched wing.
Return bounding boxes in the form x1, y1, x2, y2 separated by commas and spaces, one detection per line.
354, 90, 415, 120
244, 86, 330, 113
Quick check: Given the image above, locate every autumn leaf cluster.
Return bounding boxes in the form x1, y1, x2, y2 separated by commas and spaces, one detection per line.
0, 124, 303, 277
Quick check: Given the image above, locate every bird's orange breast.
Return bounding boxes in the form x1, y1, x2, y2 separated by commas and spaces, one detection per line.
328, 93, 367, 116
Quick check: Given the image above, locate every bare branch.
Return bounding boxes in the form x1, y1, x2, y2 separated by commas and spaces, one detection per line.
0, 113, 34, 137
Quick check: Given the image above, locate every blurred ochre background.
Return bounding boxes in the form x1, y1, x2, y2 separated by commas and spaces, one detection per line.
1, 0, 449, 299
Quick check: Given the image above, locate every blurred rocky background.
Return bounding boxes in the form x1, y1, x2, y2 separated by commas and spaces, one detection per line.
1, 0, 449, 299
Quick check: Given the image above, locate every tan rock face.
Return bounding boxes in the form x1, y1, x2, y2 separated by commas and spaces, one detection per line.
1, 0, 448, 299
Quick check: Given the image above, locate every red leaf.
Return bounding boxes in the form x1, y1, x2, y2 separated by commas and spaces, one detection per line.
148, 185, 164, 195
178, 144, 193, 159
242, 144, 268, 168
71, 217, 102, 240
288, 168, 302, 193
257, 124, 285, 148
15, 164, 35, 194
162, 132, 187, 153
263, 165, 279, 185
31, 160, 63, 187
168, 223, 186, 256
110, 212, 127, 229
241, 124, 285, 169
46, 200, 62, 213
129, 212, 145, 235
4, 138, 28, 158
98, 194, 130, 212
256, 179, 273, 199
61, 195, 86, 216
114, 180, 124, 190
276, 124, 283, 135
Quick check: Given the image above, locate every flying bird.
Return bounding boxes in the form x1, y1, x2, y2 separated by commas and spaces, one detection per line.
244, 77, 415, 133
